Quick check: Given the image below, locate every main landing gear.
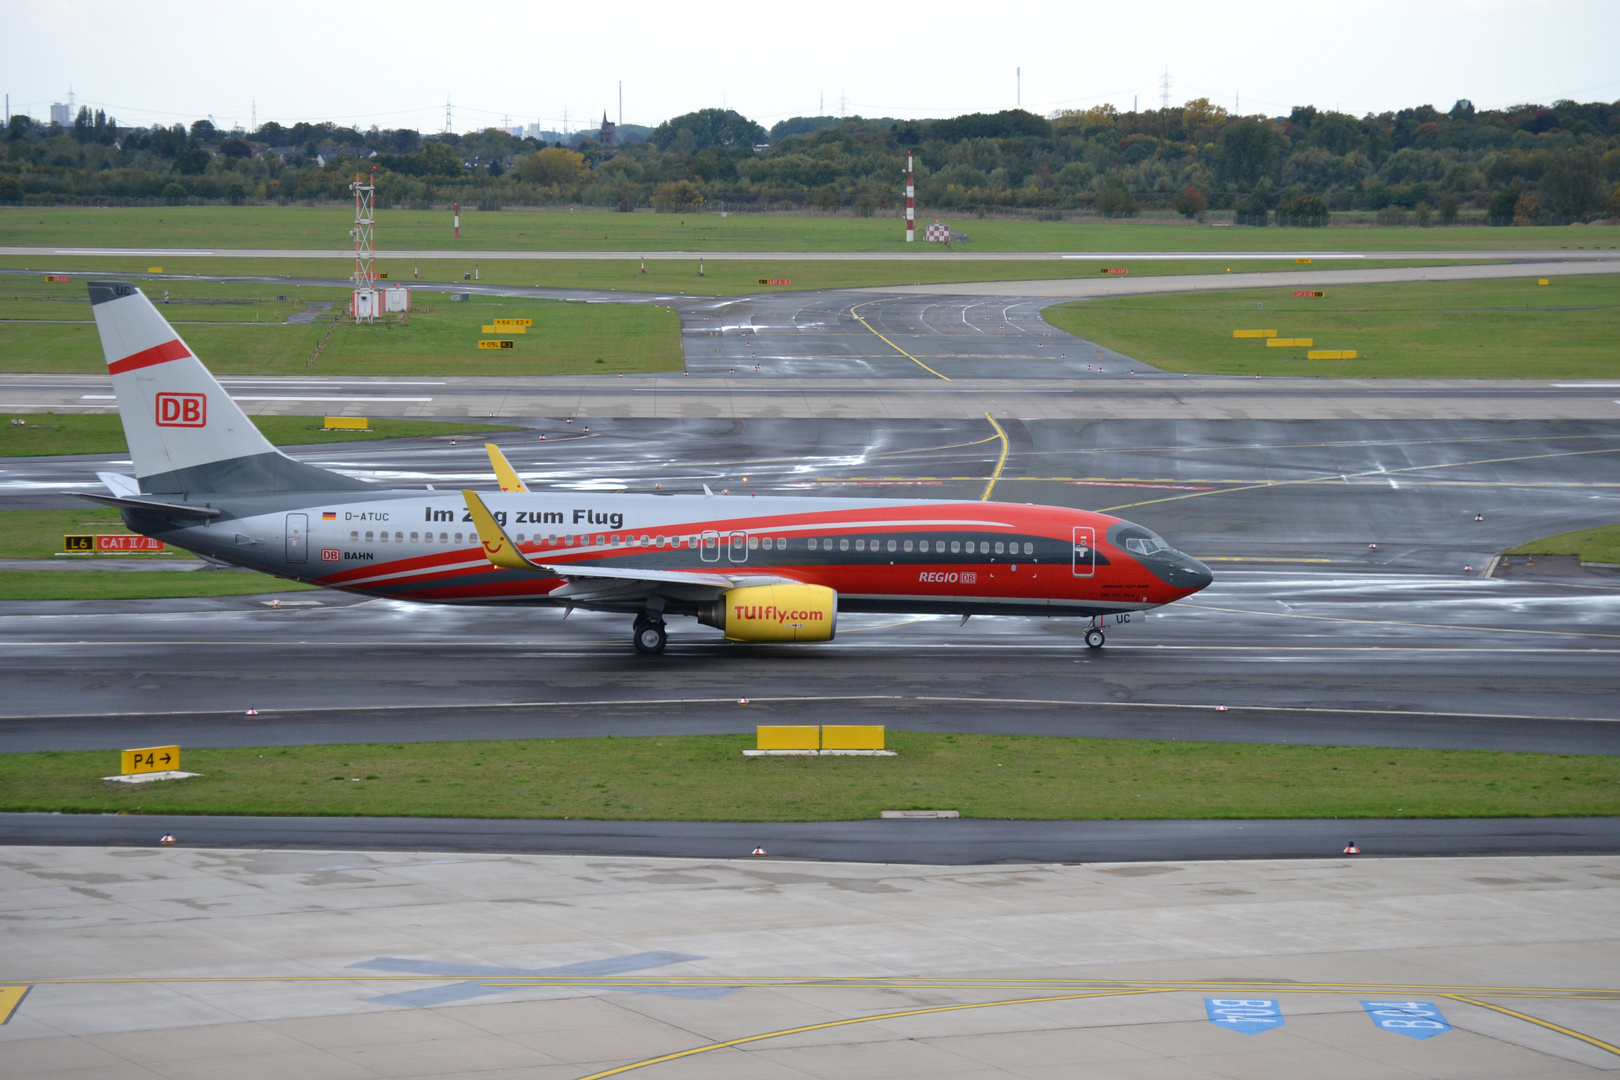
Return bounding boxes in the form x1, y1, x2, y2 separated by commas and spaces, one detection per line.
1084, 628, 1106, 649
633, 615, 668, 655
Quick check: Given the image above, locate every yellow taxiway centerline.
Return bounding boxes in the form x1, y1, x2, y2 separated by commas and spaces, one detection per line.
848, 298, 953, 381
981, 414, 1010, 501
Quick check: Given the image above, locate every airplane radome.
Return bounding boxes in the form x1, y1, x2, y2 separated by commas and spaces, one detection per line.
82, 281, 1212, 655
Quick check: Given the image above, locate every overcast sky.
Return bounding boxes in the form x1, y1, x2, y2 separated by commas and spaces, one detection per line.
5, 0, 1618, 135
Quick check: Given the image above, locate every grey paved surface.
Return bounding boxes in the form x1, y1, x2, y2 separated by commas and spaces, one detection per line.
6, 372, 1620, 421
4, 814, 1618, 862
2, 847, 1618, 1078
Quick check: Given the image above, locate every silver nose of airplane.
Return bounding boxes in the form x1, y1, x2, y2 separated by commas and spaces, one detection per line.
1170, 553, 1214, 592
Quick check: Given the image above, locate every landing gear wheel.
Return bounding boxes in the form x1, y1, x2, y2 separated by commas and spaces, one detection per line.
1084, 628, 1106, 649
633, 620, 668, 655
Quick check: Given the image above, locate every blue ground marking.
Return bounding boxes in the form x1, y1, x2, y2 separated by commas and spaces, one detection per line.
1361, 1000, 1452, 1039
1205, 998, 1286, 1035
350, 950, 739, 1007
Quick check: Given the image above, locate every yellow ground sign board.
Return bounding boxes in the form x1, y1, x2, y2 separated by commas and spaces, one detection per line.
323, 416, 369, 430
757, 726, 820, 751
122, 745, 180, 775
482, 325, 527, 334
477, 340, 515, 350
1233, 330, 1277, 339
1266, 338, 1314, 347
1307, 350, 1358, 360
822, 725, 885, 750
491, 318, 532, 327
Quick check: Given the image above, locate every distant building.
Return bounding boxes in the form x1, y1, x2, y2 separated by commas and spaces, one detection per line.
598, 112, 616, 148
50, 102, 71, 127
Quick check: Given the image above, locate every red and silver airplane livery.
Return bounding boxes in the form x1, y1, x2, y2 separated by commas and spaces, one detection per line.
84, 281, 1212, 654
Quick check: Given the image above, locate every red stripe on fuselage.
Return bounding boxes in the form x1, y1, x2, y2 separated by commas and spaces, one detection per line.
108, 338, 191, 375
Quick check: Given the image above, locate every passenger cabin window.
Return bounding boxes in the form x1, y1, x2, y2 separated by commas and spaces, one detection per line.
903, 540, 914, 552
350, 530, 359, 541
994, 542, 1004, 554
748, 536, 759, 550
454, 533, 463, 543
364, 531, 374, 542
439, 532, 448, 543
1024, 542, 1034, 555
855, 539, 865, 552
809, 538, 818, 551
886, 540, 897, 553
410, 532, 419, 542
776, 537, 786, 549
839, 538, 850, 551
951, 541, 961, 553
597, 535, 606, 546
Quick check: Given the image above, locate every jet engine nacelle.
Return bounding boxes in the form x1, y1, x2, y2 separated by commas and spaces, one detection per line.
698, 583, 837, 642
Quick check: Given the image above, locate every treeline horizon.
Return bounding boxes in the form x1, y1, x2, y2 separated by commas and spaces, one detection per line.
3, 98, 1618, 226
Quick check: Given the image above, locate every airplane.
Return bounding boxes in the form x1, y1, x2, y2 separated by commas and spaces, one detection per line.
81, 280, 1213, 655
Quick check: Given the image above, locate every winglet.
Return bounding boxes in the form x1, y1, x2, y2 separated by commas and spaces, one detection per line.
460, 490, 538, 571
485, 443, 528, 492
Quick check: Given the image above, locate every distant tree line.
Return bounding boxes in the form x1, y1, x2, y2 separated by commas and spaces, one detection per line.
3, 99, 1619, 225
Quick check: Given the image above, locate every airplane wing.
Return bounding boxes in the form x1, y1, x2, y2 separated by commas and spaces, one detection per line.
485, 444, 528, 492
460, 490, 771, 600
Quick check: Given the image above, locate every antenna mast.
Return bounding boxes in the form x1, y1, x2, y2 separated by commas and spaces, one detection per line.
1160, 67, 1171, 110
349, 172, 376, 324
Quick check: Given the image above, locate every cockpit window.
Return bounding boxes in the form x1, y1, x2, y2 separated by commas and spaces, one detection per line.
1124, 537, 1170, 556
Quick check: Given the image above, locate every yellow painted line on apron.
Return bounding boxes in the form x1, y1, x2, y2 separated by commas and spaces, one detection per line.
848, 299, 952, 380
982, 414, 1009, 501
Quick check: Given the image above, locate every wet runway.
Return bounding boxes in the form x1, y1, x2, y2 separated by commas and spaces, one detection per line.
4, 417, 1617, 754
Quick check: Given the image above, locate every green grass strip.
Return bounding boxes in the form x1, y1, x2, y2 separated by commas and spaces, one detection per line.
4, 733, 1615, 821
1507, 523, 1620, 564
0, 571, 316, 600
6, 205, 1614, 252
1043, 275, 1620, 379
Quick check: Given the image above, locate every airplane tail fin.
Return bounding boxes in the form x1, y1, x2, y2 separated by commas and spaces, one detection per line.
88, 281, 366, 495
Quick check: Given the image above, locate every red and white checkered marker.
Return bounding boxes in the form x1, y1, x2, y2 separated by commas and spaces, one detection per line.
738, 698, 749, 705
245, 708, 258, 716
1344, 841, 1360, 854
924, 221, 951, 242
1216, 705, 1228, 712
752, 847, 766, 857
160, 834, 175, 845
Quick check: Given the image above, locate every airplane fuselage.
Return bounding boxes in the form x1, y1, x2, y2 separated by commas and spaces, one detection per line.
127, 488, 1213, 621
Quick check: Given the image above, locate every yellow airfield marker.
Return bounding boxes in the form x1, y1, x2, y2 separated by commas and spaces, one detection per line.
0, 985, 31, 1025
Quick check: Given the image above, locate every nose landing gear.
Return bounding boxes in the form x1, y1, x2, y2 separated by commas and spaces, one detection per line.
1084, 628, 1106, 649
633, 615, 668, 655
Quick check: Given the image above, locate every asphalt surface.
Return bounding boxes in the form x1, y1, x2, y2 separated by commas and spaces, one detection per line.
3, 417, 1617, 755
4, 812, 1616, 863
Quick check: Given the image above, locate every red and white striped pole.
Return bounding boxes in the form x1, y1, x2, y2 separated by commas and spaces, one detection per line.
453, 201, 460, 240
905, 153, 915, 242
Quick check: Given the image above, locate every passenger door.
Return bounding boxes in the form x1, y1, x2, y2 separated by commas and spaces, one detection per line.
1071, 526, 1095, 577
699, 530, 720, 563
286, 513, 308, 564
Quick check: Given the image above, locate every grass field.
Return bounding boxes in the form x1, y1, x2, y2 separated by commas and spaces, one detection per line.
1043, 275, 1620, 378
1, 412, 520, 457
0, 732, 1614, 820
1507, 523, 1620, 563
0, 276, 683, 374
0, 570, 315, 600
5, 205, 1616, 252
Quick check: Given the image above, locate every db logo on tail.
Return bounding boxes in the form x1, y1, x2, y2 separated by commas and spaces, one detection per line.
155, 392, 206, 427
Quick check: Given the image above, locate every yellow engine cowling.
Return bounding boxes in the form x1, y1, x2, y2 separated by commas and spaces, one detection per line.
698, 583, 837, 642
